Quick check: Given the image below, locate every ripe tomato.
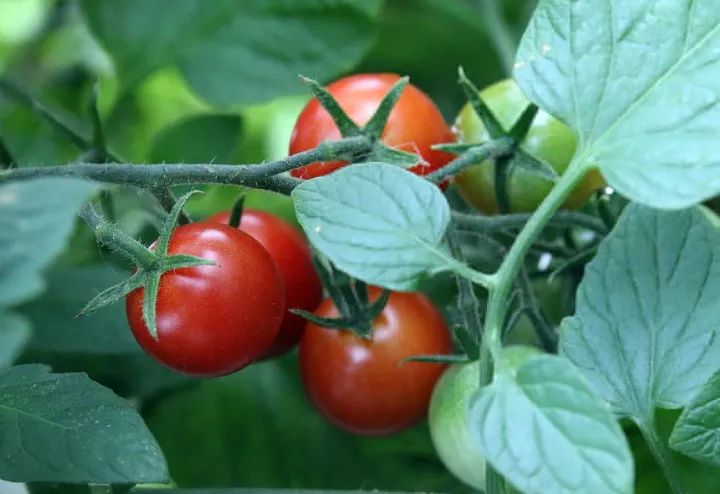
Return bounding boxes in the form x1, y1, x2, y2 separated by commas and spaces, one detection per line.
289, 73, 455, 179
126, 223, 284, 376
453, 79, 604, 213
207, 209, 322, 357
300, 288, 452, 436
428, 346, 541, 490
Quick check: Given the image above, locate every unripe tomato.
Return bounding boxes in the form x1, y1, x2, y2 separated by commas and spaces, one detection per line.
207, 209, 322, 357
300, 288, 452, 436
453, 79, 604, 213
289, 73, 454, 179
428, 345, 541, 490
126, 223, 284, 376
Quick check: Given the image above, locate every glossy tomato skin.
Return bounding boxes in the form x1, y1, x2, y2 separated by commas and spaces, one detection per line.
289, 73, 455, 179
207, 209, 322, 357
300, 288, 452, 436
125, 223, 284, 377
428, 346, 540, 490
453, 79, 605, 213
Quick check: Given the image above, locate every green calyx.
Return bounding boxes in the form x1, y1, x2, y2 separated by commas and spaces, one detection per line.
79, 190, 214, 340
291, 255, 390, 338
300, 75, 418, 169
435, 68, 557, 200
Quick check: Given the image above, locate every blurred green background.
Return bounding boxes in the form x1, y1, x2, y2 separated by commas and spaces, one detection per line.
4, 1, 717, 493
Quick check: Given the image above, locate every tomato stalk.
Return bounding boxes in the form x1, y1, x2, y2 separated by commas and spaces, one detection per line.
79, 202, 157, 269
638, 415, 686, 494
0, 135, 373, 193
477, 158, 592, 494
427, 137, 514, 183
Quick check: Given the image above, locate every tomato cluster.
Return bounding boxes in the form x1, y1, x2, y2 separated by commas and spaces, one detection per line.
125, 73, 603, 472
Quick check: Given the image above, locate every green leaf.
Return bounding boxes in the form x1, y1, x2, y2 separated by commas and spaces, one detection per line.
515, 0, 720, 208
0, 178, 100, 307
292, 163, 452, 291
81, 0, 382, 105
470, 355, 633, 494
145, 358, 464, 491
561, 204, 720, 419
0, 311, 30, 367
19, 266, 139, 355
0, 364, 167, 483
670, 369, 720, 466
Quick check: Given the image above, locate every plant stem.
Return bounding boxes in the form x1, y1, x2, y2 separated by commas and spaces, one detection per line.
79, 203, 156, 268
0, 136, 372, 194
479, 161, 590, 494
516, 266, 557, 352
426, 137, 514, 183
452, 210, 608, 235
483, 160, 589, 362
152, 187, 191, 224
638, 416, 686, 494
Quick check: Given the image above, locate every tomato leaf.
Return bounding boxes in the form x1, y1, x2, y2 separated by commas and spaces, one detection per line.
0, 178, 100, 307
0, 312, 30, 368
670, 369, 720, 466
81, 0, 382, 105
292, 163, 452, 291
515, 0, 720, 208
0, 364, 167, 483
561, 204, 720, 419
470, 355, 633, 494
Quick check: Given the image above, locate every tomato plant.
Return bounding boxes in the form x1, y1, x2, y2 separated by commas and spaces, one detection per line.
126, 223, 284, 376
289, 73, 455, 179
207, 209, 322, 357
3, 1, 720, 494
300, 288, 452, 436
453, 79, 605, 213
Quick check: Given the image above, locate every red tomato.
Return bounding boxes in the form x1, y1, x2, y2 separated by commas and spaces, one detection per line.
300, 288, 452, 436
289, 73, 455, 179
125, 223, 284, 376
207, 209, 323, 357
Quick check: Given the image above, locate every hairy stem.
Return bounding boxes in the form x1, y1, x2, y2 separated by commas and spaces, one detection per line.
0, 136, 372, 194
452, 210, 607, 235
482, 160, 589, 363
426, 137, 514, 183
79, 203, 156, 268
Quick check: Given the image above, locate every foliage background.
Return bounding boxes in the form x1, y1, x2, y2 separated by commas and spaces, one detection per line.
2, 1, 718, 492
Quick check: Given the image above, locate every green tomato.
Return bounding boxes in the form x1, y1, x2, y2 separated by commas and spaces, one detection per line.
453, 79, 604, 213
428, 345, 541, 490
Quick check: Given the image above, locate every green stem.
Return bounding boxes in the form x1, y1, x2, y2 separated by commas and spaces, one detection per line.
483, 160, 589, 362
79, 203, 156, 268
516, 266, 557, 352
478, 161, 591, 494
486, 468, 507, 494
452, 210, 607, 235
152, 187, 191, 224
426, 137, 514, 183
638, 416, 686, 494
0, 136, 372, 194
